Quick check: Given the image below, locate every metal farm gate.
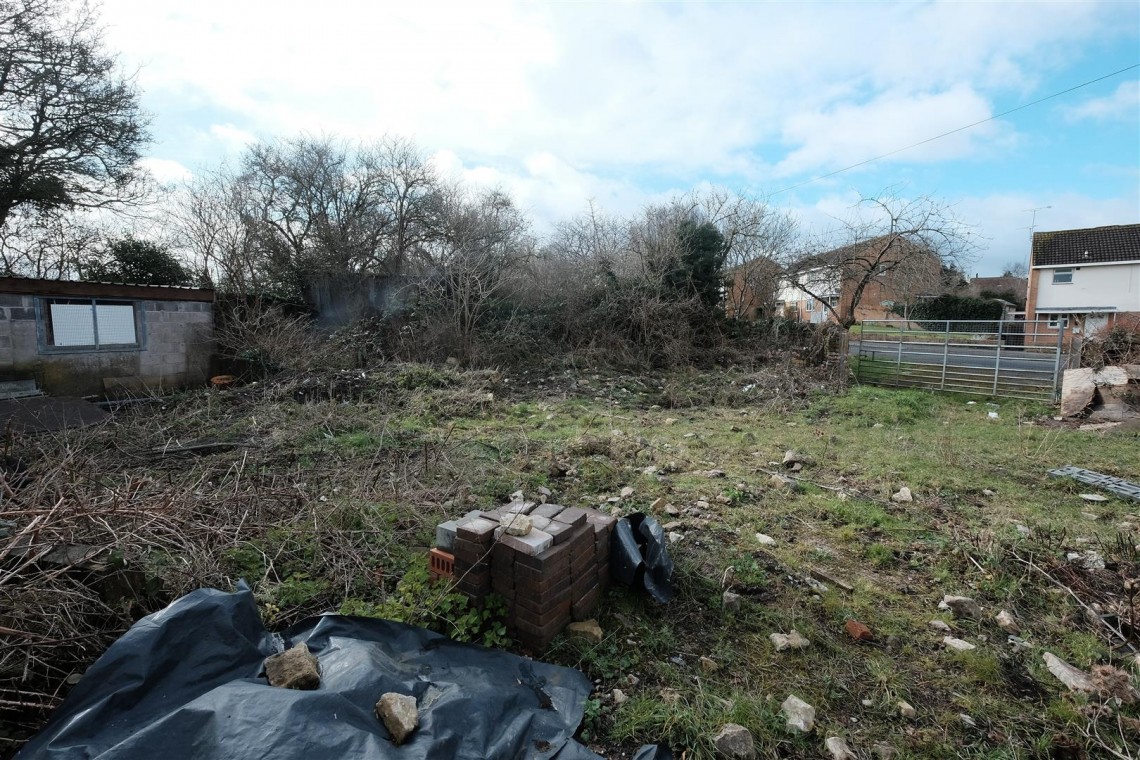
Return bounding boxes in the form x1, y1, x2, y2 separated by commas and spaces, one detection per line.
850, 319, 1068, 402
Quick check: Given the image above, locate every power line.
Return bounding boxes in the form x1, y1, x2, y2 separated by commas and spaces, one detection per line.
770, 63, 1140, 196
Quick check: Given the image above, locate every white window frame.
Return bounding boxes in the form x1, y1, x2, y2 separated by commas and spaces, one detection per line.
38, 298, 143, 352
1047, 314, 1069, 330
805, 297, 815, 312
1052, 268, 1073, 285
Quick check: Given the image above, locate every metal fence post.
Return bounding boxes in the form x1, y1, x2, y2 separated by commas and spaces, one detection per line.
992, 319, 1004, 396
895, 322, 904, 387
940, 320, 950, 390
1053, 321, 1066, 400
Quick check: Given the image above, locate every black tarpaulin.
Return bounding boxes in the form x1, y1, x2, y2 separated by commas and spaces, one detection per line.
18, 584, 620, 759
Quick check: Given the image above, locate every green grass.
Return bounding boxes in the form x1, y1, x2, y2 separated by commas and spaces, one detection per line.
21, 367, 1140, 760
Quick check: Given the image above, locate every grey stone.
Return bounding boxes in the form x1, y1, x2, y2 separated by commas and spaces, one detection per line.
928, 619, 952, 632
1043, 652, 1096, 693
499, 513, 533, 536
755, 533, 777, 546
995, 610, 1018, 633
612, 688, 629, 705
375, 692, 419, 744
939, 595, 983, 620
770, 630, 811, 652
873, 743, 898, 759
825, 736, 856, 760
781, 695, 815, 734
567, 619, 603, 644
891, 487, 913, 503
264, 642, 320, 690
898, 700, 916, 719
713, 723, 755, 759
943, 636, 976, 651
722, 590, 742, 612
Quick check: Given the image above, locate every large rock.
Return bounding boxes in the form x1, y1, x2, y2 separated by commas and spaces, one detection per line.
722, 590, 742, 613
1060, 368, 1096, 417
376, 692, 419, 744
781, 694, 816, 734
1094, 366, 1131, 386
713, 723, 755, 759
264, 642, 320, 690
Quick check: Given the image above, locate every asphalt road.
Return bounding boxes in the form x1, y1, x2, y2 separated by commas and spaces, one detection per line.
852, 339, 1062, 376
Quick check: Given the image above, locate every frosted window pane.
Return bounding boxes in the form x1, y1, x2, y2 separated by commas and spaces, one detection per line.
95, 304, 136, 344
49, 304, 96, 346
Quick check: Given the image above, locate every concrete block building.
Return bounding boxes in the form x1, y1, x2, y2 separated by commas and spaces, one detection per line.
0, 277, 214, 396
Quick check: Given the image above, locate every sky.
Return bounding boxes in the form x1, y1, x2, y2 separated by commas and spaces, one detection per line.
97, 0, 1140, 276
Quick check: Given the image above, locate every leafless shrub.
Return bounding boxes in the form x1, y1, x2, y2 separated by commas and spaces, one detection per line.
214, 301, 338, 375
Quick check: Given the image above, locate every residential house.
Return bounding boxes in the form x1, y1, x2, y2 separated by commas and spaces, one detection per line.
0, 277, 215, 396
1025, 223, 1140, 338
776, 236, 942, 324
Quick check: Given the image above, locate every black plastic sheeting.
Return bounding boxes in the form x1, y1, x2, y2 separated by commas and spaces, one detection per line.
610, 513, 674, 604
18, 584, 672, 760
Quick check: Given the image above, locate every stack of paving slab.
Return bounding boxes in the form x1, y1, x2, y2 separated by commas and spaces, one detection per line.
435, 502, 615, 650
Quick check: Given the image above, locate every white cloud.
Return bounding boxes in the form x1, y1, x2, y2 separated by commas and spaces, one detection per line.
98, 0, 1127, 178
207, 124, 258, 151
431, 150, 669, 232
1062, 80, 1140, 122
137, 157, 192, 183
775, 85, 1007, 178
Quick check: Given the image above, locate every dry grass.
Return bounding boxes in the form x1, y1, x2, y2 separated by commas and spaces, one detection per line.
3, 365, 1139, 759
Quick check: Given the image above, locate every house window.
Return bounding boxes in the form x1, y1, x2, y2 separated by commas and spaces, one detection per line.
826, 295, 839, 307
1052, 268, 1073, 284
1047, 314, 1069, 330
42, 298, 139, 349
805, 297, 815, 311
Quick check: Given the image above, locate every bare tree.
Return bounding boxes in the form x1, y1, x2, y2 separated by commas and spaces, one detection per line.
169, 135, 446, 299
1001, 260, 1028, 278
168, 169, 264, 294
416, 188, 532, 362
0, 207, 103, 278
782, 192, 978, 327
0, 0, 150, 231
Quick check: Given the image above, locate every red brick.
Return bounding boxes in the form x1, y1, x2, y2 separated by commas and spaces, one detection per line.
531, 503, 565, 519
543, 520, 576, 545
514, 538, 572, 572
515, 572, 571, 597
571, 587, 601, 621
514, 599, 571, 626
552, 507, 587, 528
456, 518, 497, 543
572, 573, 599, 598
515, 585, 571, 614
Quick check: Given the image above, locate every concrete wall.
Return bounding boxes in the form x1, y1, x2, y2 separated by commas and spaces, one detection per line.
0, 294, 214, 396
